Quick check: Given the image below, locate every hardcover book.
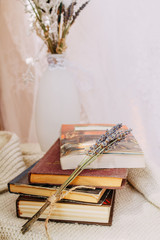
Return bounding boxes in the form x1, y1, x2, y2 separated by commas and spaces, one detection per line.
16, 190, 115, 226
29, 139, 127, 188
60, 124, 145, 170
8, 163, 107, 204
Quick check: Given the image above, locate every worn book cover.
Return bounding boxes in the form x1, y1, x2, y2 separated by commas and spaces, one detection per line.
60, 124, 145, 169
8, 163, 107, 204
16, 190, 116, 226
29, 139, 127, 188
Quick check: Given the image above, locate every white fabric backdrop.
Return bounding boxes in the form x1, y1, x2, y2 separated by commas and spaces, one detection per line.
0, 0, 160, 168
67, 0, 160, 168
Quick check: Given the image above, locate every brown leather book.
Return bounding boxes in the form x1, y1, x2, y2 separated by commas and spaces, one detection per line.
16, 190, 116, 226
28, 139, 127, 188
8, 162, 107, 203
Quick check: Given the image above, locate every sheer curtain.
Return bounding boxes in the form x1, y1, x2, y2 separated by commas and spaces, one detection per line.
1, 0, 160, 167
67, 0, 160, 168
0, 0, 46, 142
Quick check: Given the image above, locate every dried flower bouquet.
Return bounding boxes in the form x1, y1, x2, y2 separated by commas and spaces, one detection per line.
24, 0, 90, 54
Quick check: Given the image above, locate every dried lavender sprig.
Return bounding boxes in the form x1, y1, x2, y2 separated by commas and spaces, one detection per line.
70, 1, 90, 26
21, 126, 132, 234
64, 2, 77, 25
82, 129, 132, 167
96, 123, 122, 144
82, 131, 131, 168
88, 123, 122, 155
60, 1, 90, 42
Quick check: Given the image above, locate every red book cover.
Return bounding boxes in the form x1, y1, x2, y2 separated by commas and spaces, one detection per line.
28, 139, 127, 188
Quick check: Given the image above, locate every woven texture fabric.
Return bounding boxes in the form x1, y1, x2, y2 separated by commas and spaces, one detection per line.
0, 131, 160, 239
128, 159, 160, 209
0, 131, 26, 192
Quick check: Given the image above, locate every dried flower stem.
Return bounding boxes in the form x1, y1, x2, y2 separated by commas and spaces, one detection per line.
21, 124, 132, 234
70, 1, 90, 26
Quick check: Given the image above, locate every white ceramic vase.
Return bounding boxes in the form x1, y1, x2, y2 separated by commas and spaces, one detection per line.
35, 54, 80, 151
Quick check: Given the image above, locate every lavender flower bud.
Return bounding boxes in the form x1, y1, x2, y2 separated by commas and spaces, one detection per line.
105, 129, 132, 151
87, 123, 123, 155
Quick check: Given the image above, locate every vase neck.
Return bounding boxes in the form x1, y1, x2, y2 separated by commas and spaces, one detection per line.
47, 54, 65, 69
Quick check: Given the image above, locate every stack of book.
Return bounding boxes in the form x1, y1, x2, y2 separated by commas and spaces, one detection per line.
8, 124, 145, 226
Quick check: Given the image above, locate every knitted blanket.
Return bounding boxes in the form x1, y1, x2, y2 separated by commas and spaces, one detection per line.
0, 132, 160, 240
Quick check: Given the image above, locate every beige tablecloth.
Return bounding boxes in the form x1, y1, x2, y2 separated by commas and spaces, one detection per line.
0, 131, 160, 240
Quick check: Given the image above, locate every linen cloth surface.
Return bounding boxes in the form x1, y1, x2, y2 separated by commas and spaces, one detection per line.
0, 131, 160, 240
